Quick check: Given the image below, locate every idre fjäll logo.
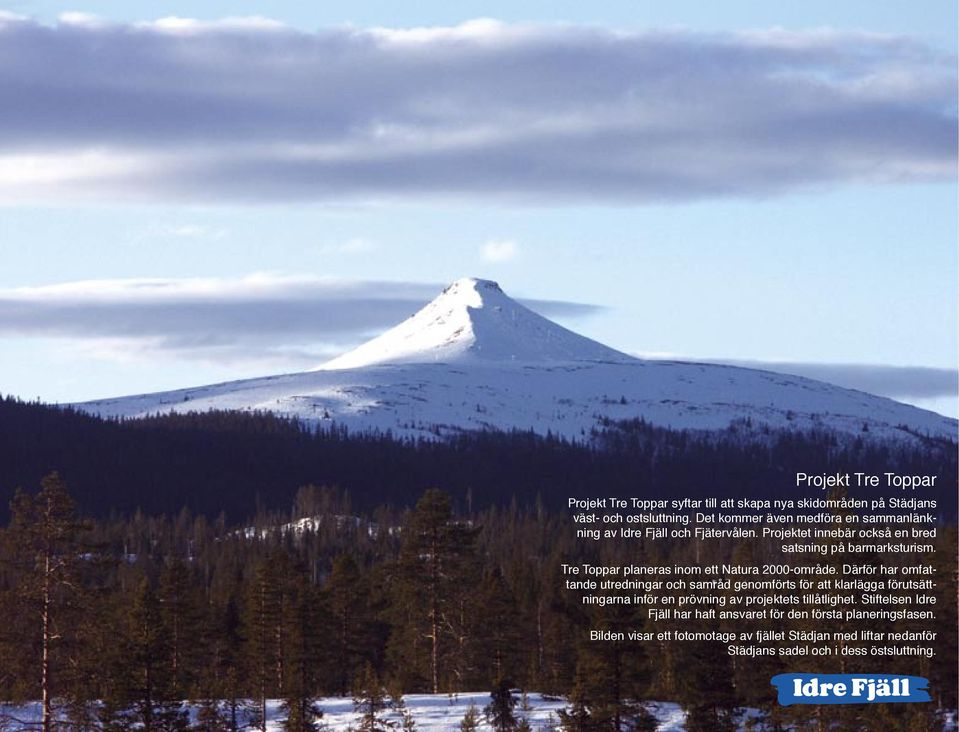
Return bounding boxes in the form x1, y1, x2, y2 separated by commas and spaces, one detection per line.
771, 674, 932, 705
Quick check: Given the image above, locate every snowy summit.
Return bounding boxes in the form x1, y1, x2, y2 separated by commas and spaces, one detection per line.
78, 278, 957, 443
319, 277, 629, 370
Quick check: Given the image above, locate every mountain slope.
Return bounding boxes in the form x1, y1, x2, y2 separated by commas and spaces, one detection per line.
318, 278, 629, 369
77, 278, 957, 443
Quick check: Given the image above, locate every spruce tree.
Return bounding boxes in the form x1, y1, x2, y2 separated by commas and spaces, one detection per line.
674, 634, 739, 732
397, 706, 416, 732
556, 682, 594, 732
352, 663, 395, 732
484, 679, 517, 732
387, 685, 416, 732
472, 567, 524, 686
194, 699, 231, 732
458, 703, 480, 732
566, 604, 655, 732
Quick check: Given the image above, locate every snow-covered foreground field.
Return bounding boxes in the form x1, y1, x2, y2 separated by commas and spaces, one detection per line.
2, 695, 956, 731
0, 695, 685, 731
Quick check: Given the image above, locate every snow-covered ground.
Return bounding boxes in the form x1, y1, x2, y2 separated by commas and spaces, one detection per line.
77, 278, 957, 443
2, 695, 954, 731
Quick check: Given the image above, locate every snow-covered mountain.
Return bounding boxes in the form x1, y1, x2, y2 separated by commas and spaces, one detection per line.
319, 278, 629, 369
77, 278, 957, 443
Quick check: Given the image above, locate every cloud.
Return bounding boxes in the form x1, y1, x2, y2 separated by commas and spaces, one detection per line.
481, 239, 519, 263
0, 16, 953, 204
705, 358, 958, 403
0, 274, 603, 367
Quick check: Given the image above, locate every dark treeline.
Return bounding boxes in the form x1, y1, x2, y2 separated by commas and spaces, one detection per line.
1, 397, 955, 524
1, 474, 955, 731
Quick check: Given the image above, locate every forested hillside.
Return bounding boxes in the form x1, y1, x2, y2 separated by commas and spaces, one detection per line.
1, 397, 955, 522
0, 476, 954, 731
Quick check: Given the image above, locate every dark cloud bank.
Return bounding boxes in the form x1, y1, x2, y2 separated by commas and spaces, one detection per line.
0, 16, 954, 203
0, 275, 601, 365
708, 360, 956, 402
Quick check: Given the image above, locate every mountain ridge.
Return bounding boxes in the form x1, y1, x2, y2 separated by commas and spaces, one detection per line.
76, 278, 957, 443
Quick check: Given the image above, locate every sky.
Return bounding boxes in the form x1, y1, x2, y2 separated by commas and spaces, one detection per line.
0, 1, 956, 417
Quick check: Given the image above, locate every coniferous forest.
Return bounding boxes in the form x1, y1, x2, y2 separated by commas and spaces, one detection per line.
0, 396, 956, 731
1, 396, 955, 522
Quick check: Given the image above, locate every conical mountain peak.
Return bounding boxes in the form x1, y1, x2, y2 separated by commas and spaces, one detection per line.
316, 278, 629, 370
78, 277, 957, 442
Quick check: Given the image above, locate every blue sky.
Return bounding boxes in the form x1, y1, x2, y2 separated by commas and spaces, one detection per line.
8, 0, 957, 44
0, 1, 956, 417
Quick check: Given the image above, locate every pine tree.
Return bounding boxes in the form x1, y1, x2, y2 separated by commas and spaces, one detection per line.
327, 554, 374, 694
244, 559, 282, 732
280, 569, 325, 732
5, 472, 87, 732
63, 588, 119, 732
391, 489, 477, 693
530, 558, 578, 695
159, 558, 199, 699
725, 539, 786, 731
126, 578, 189, 732
205, 594, 244, 732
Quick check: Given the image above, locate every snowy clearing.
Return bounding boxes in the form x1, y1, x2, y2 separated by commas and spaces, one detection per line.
2, 695, 955, 731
